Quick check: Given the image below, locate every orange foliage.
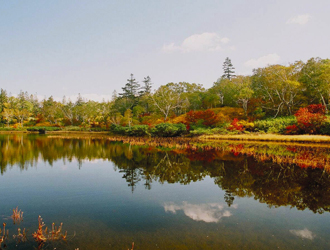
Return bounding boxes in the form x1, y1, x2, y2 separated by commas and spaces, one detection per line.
140, 114, 163, 126
35, 122, 54, 127
171, 114, 187, 124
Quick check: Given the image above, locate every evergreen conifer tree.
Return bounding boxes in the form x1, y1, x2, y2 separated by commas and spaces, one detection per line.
140, 76, 152, 95
222, 57, 236, 80
119, 73, 140, 110
120, 74, 140, 98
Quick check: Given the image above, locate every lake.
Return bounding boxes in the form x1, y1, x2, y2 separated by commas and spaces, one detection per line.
0, 134, 330, 249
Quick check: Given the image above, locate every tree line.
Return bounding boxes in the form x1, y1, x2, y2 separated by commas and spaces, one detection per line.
0, 57, 329, 129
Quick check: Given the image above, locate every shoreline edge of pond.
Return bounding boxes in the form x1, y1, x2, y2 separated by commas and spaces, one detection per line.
2, 131, 330, 144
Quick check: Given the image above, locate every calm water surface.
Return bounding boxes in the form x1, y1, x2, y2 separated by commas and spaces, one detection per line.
0, 134, 330, 249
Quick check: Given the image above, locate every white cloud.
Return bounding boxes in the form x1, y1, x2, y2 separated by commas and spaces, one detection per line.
162, 33, 231, 53
244, 53, 280, 69
286, 14, 311, 25
164, 202, 236, 223
290, 228, 315, 240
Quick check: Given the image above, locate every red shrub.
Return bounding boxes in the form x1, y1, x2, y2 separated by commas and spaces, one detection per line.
185, 110, 202, 124
290, 104, 326, 134
307, 104, 326, 115
227, 118, 244, 131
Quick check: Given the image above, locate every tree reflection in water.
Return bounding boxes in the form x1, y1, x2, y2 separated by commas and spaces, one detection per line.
1, 134, 330, 214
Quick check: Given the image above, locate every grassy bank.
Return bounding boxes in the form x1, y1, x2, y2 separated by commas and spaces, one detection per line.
199, 134, 330, 143
2, 130, 330, 144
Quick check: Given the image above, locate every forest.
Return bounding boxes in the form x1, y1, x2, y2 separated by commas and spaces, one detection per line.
0, 57, 330, 136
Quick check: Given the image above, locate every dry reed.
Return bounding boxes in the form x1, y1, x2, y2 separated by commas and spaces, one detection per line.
32, 215, 67, 243
11, 206, 23, 224
0, 223, 9, 248
200, 134, 330, 144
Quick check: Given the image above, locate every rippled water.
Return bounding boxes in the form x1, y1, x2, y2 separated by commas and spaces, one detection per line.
0, 134, 330, 249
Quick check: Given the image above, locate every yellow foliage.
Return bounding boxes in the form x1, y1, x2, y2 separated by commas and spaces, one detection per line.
239, 120, 255, 130
211, 107, 245, 119
155, 119, 164, 124
171, 114, 187, 124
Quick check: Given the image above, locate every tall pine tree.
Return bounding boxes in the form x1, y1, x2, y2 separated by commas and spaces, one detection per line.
118, 73, 140, 110
120, 74, 140, 99
222, 57, 236, 80
139, 76, 152, 95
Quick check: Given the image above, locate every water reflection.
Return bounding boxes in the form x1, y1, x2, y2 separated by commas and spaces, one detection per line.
1, 134, 330, 214
290, 228, 315, 240
164, 202, 235, 223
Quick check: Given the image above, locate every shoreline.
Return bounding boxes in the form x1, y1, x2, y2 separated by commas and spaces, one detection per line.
2, 130, 330, 144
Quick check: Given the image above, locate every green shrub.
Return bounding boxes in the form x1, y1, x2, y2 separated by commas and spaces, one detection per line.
127, 125, 150, 136
190, 127, 227, 135
151, 123, 186, 137
62, 126, 85, 131
110, 124, 150, 136
110, 124, 128, 135
253, 116, 296, 134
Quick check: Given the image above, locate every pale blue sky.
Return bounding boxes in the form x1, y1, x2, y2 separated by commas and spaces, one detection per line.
1, 0, 329, 101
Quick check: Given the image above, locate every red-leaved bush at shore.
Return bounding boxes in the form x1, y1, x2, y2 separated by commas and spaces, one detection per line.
286, 104, 326, 134
227, 118, 245, 132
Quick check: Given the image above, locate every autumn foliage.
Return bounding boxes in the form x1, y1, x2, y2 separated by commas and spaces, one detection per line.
227, 118, 244, 132
286, 104, 326, 134
185, 109, 219, 127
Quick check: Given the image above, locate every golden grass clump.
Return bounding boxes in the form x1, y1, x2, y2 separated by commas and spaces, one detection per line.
11, 206, 24, 224
32, 215, 67, 243
32, 216, 47, 242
